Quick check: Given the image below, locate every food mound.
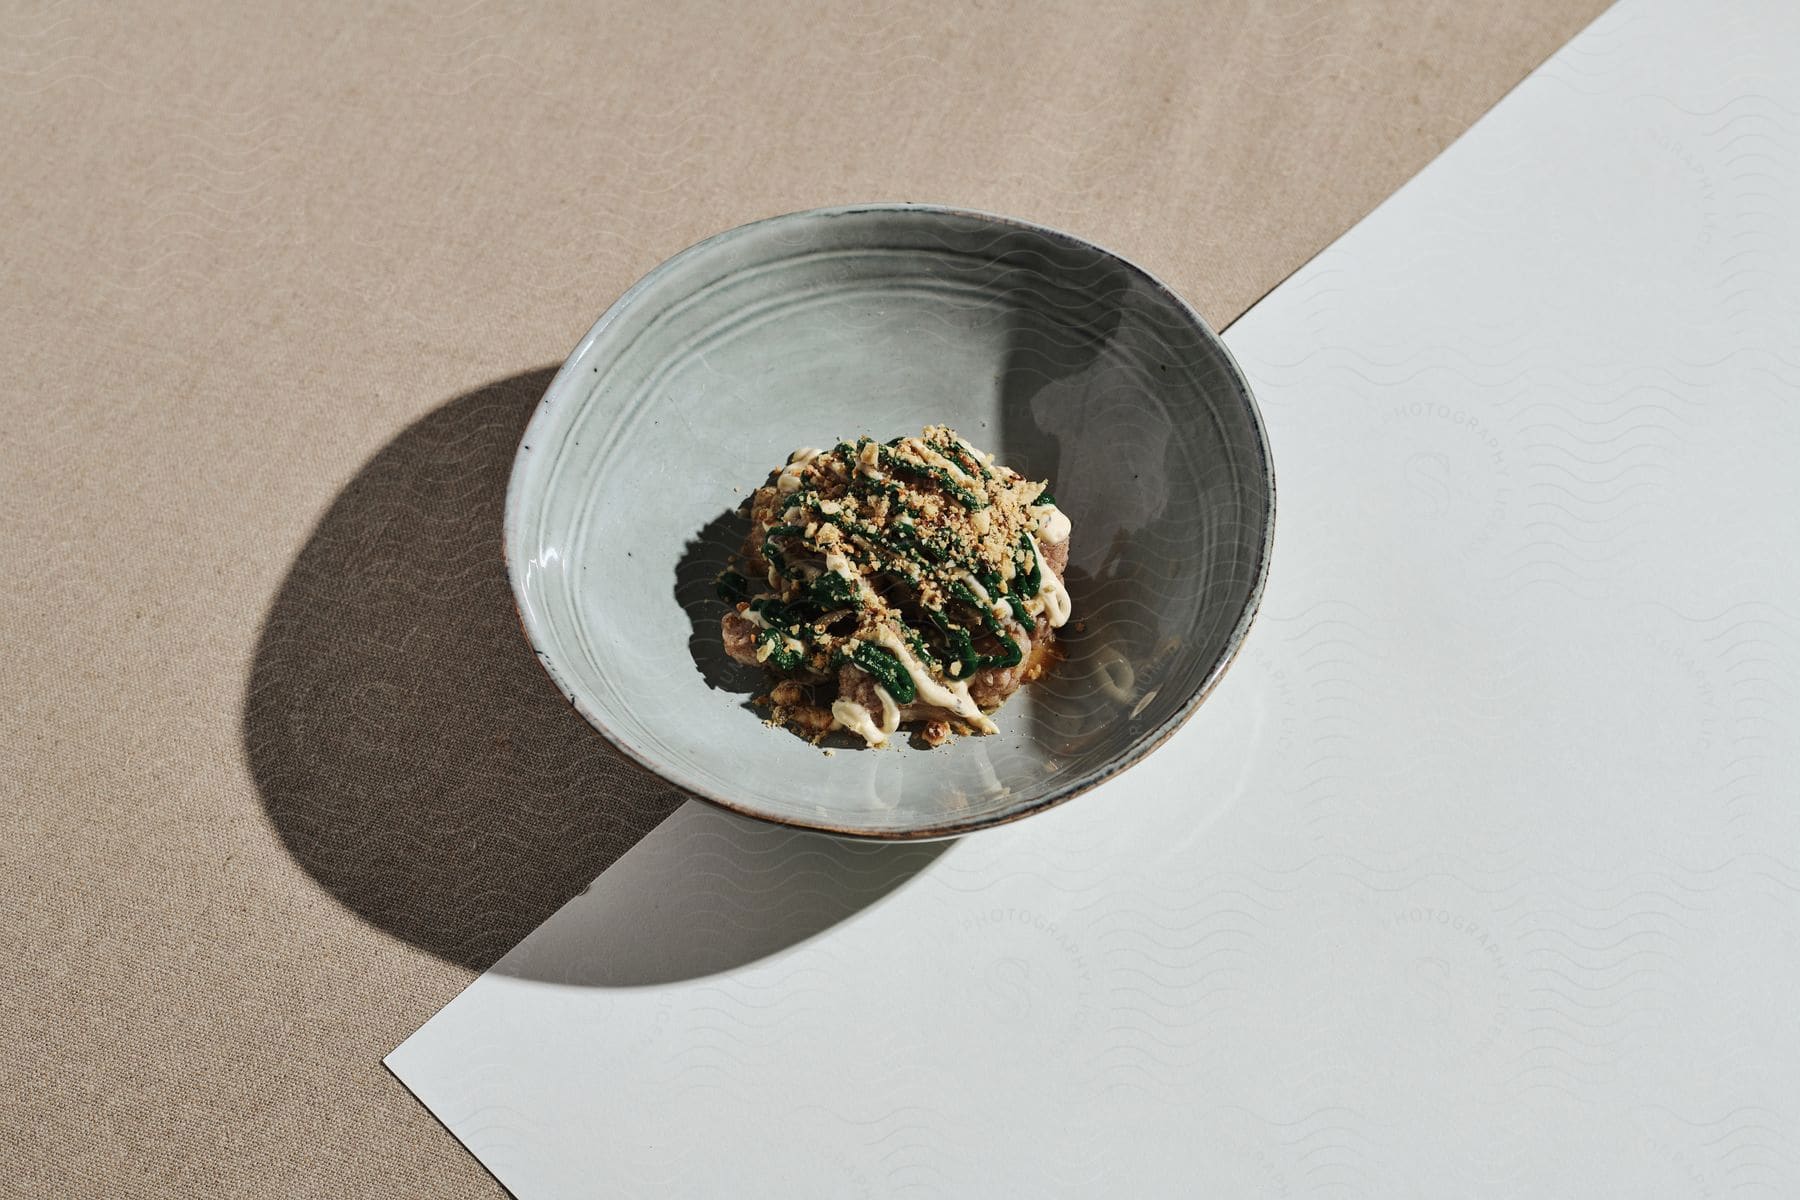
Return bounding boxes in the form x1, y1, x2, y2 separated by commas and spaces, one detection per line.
717, 426, 1072, 747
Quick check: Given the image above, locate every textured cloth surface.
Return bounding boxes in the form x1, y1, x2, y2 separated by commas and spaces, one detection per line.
2, 2, 1604, 1194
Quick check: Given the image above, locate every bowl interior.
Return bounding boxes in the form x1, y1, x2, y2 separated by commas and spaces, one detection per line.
507, 204, 1272, 837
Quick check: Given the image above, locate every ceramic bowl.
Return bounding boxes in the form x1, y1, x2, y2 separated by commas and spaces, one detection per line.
505, 203, 1274, 838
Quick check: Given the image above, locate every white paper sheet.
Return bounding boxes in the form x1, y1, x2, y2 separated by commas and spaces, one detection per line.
389, 2, 1800, 1193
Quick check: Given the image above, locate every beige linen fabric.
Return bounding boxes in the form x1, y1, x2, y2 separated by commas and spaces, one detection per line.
1, 2, 1605, 1194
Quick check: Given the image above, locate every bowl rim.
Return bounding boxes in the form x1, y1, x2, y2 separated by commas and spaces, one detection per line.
503, 201, 1277, 841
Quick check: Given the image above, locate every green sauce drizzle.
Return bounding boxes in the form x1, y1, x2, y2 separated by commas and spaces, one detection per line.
755, 627, 804, 671
845, 643, 916, 704
877, 445, 986, 510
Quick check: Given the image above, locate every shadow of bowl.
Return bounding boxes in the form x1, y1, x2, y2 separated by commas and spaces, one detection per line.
243, 368, 944, 981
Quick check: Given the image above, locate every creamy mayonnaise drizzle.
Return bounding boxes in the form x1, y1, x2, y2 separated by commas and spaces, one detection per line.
1027, 532, 1073, 628
831, 683, 900, 747
1033, 502, 1072, 545
777, 448, 824, 494
874, 626, 997, 734
824, 549, 858, 582
959, 573, 1013, 624
914, 441, 978, 487
825, 545, 911, 746
953, 437, 995, 473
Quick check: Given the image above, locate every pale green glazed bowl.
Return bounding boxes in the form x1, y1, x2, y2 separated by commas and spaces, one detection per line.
505, 203, 1274, 839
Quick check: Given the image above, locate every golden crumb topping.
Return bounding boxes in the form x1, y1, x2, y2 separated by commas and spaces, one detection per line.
718, 426, 1071, 746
